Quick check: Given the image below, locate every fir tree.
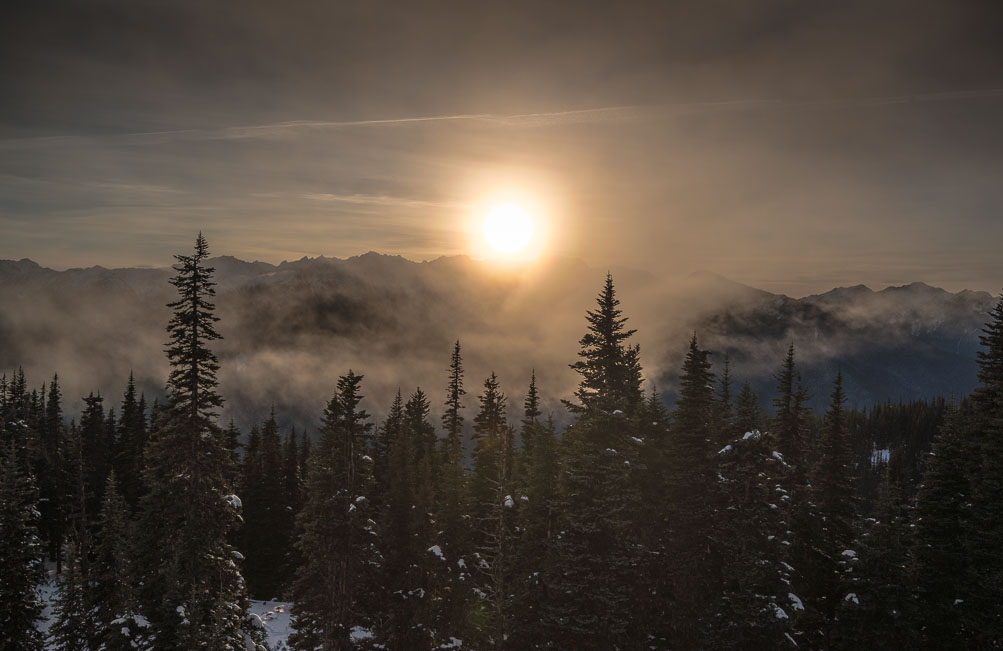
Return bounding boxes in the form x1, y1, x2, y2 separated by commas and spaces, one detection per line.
565, 272, 643, 415
735, 381, 765, 436
91, 472, 147, 649
661, 334, 719, 644
544, 275, 645, 649
911, 407, 975, 646
136, 234, 252, 649
0, 441, 44, 650
289, 371, 381, 650
48, 540, 93, 651
116, 373, 148, 510
711, 429, 801, 649
811, 371, 858, 631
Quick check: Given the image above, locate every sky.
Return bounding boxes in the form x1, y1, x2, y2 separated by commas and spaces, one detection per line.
2, 0, 1003, 296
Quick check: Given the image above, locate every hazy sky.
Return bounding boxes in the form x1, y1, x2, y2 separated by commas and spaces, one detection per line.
3, 0, 1003, 295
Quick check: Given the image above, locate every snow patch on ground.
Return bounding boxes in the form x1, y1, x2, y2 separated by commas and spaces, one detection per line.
249, 600, 294, 650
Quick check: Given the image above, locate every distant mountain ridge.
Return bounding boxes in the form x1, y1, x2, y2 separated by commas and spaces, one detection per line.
0, 253, 994, 428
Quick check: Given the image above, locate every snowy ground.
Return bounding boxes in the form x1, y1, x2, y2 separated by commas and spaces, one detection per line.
36, 563, 294, 650
248, 600, 294, 650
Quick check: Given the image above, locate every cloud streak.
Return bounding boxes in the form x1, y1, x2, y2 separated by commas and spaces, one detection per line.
4, 88, 1003, 151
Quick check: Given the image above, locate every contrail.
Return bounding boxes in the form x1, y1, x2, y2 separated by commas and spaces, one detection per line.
2, 88, 1002, 150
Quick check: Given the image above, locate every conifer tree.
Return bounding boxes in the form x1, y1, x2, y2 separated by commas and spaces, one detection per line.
39, 373, 66, 570
437, 341, 470, 637
565, 273, 643, 415
520, 370, 542, 460
289, 371, 381, 650
544, 274, 645, 649
468, 374, 519, 648
835, 455, 915, 649
242, 408, 288, 599
661, 334, 719, 644
711, 429, 801, 649
810, 370, 858, 633
911, 408, 975, 646
116, 373, 148, 510
91, 471, 146, 649
80, 393, 110, 518
0, 441, 44, 650
136, 234, 251, 648
966, 291, 1003, 644
439, 341, 468, 555
735, 381, 765, 436
717, 353, 734, 438
49, 540, 93, 651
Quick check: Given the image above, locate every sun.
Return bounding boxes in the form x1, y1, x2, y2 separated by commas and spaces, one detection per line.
482, 203, 534, 255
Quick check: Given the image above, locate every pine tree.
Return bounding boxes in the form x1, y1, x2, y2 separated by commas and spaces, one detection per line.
0, 441, 44, 650
289, 371, 381, 650
437, 341, 470, 638
80, 392, 110, 519
966, 291, 1003, 644
48, 540, 93, 651
116, 372, 148, 510
810, 370, 858, 634
565, 272, 643, 416
835, 455, 915, 649
544, 274, 645, 649
242, 408, 288, 599
711, 429, 801, 649
39, 373, 66, 570
136, 234, 252, 649
735, 381, 765, 436
660, 334, 719, 645
91, 471, 147, 649
911, 407, 975, 646
717, 352, 734, 438
520, 370, 542, 460
468, 374, 518, 648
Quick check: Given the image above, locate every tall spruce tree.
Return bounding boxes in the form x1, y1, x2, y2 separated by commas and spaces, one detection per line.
91, 471, 146, 649
967, 291, 1003, 644
810, 370, 858, 635
544, 274, 645, 649
137, 234, 253, 649
661, 334, 719, 645
289, 371, 381, 650
0, 441, 44, 650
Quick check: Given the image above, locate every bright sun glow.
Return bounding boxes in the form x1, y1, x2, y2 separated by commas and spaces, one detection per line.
482, 204, 534, 255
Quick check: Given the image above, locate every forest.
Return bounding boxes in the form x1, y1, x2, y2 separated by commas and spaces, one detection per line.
2, 234, 1001, 650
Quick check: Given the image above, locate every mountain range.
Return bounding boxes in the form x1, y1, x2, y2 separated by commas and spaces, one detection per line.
0, 253, 995, 429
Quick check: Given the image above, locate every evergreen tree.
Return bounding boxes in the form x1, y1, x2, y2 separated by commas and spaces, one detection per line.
48, 540, 93, 651
520, 370, 542, 460
735, 381, 765, 436
289, 371, 381, 650
80, 392, 110, 519
91, 472, 147, 649
911, 407, 975, 646
810, 370, 858, 635
544, 275, 645, 649
565, 272, 643, 415
468, 374, 518, 648
660, 334, 719, 645
711, 429, 801, 649
835, 455, 915, 649
0, 441, 44, 650
966, 291, 1003, 644
116, 372, 148, 510
39, 373, 66, 570
716, 352, 734, 438
136, 234, 252, 649
437, 341, 470, 638
242, 408, 288, 599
